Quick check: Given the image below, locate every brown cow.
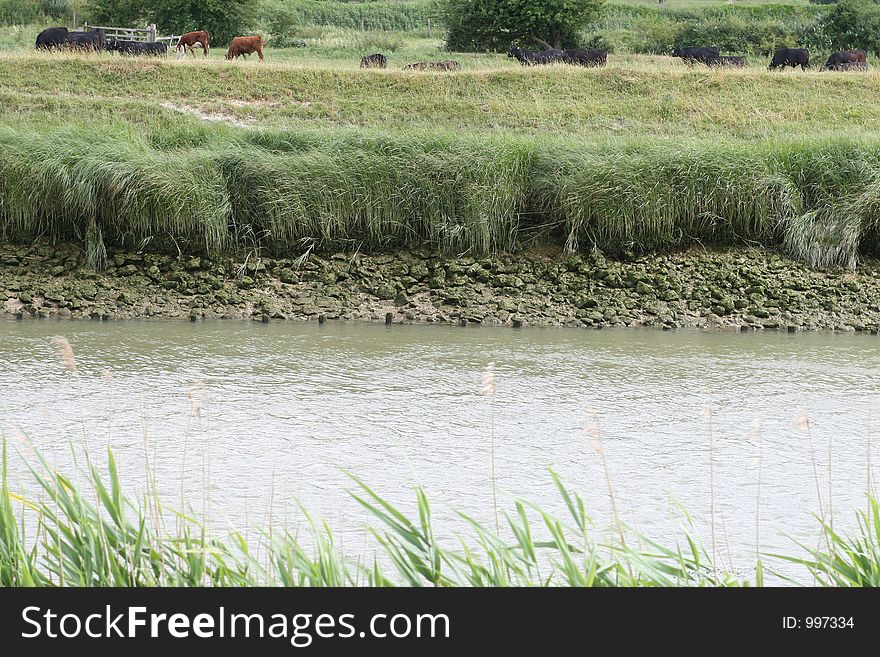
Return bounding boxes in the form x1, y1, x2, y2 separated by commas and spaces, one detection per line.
226, 36, 264, 62
176, 30, 209, 57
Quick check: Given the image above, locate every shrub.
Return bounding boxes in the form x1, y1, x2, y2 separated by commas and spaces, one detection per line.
441, 0, 605, 52
821, 0, 880, 56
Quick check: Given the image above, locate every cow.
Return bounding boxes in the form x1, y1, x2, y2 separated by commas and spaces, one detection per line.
827, 61, 869, 71
507, 46, 565, 65
176, 30, 210, 57
141, 42, 168, 57
671, 46, 720, 65
768, 47, 810, 70
562, 49, 607, 67
35, 26, 68, 50
226, 36, 265, 62
360, 53, 387, 68
63, 28, 106, 51
707, 55, 746, 68
824, 50, 867, 71
403, 60, 461, 71
108, 40, 168, 56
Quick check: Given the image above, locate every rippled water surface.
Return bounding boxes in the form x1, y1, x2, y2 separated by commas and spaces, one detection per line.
1, 317, 878, 578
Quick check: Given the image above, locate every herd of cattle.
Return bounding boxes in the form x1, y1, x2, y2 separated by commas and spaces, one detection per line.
672, 45, 867, 70
358, 47, 606, 69
34, 26, 265, 61
362, 45, 868, 71
33, 26, 872, 72
360, 53, 462, 70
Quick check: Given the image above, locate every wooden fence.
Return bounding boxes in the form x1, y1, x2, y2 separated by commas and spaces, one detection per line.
80, 23, 181, 47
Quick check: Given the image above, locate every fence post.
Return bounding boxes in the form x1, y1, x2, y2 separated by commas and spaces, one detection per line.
148, 24, 156, 42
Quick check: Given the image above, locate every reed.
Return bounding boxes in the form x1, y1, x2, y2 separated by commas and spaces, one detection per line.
2, 438, 878, 587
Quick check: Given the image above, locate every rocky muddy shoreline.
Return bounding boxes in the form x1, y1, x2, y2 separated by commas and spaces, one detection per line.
3, 242, 880, 332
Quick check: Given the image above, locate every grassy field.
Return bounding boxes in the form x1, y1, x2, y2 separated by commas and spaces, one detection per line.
2, 50, 880, 139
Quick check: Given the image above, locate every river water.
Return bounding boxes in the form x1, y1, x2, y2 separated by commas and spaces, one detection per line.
1, 317, 878, 581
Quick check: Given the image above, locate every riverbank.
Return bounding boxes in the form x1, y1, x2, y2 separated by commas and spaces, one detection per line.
3, 242, 879, 331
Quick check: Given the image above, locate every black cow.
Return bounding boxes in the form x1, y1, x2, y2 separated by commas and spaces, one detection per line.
108, 40, 168, 56
35, 26, 68, 50
672, 46, 720, 65
824, 50, 867, 71
768, 48, 809, 70
507, 46, 564, 65
360, 53, 387, 68
707, 55, 746, 68
563, 49, 607, 67
63, 28, 106, 51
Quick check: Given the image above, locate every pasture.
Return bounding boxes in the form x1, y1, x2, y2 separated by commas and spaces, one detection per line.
2, 47, 880, 139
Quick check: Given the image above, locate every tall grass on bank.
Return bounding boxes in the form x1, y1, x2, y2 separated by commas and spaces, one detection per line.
4, 123, 880, 267
0, 126, 230, 261
1, 438, 878, 587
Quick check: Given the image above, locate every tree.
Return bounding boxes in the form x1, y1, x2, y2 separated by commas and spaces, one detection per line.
84, 0, 257, 45
84, 0, 139, 25
441, 0, 605, 52
148, 0, 257, 46
823, 0, 880, 56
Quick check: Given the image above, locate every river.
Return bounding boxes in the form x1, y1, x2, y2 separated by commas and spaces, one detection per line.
1, 317, 877, 581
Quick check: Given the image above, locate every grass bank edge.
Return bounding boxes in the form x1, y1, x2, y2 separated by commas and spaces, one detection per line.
3, 123, 880, 268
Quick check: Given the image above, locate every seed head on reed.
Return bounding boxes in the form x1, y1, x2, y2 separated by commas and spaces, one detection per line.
187, 389, 203, 418
481, 362, 496, 397
49, 336, 76, 372
794, 411, 811, 431
583, 405, 601, 445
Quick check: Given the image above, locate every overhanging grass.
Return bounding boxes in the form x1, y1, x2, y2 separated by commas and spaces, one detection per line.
3, 122, 880, 267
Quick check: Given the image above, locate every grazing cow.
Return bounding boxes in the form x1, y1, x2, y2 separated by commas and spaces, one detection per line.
63, 28, 106, 51
827, 61, 868, 72
707, 55, 746, 68
141, 42, 168, 57
768, 47, 810, 70
824, 50, 867, 71
562, 48, 607, 67
507, 46, 565, 65
671, 46, 720, 65
226, 36, 265, 62
360, 53, 387, 68
403, 60, 461, 71
35, 26, 68, 50
176, 30, 210, 57
108, 40, 168, 56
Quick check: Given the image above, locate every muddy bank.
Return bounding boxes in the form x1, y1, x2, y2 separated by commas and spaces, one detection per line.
2, 242, 880, 331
